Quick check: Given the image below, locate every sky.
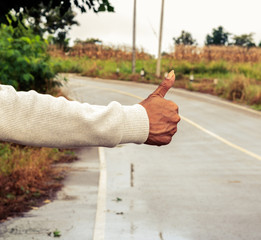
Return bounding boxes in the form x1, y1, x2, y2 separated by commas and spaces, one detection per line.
69, 0, 261, 57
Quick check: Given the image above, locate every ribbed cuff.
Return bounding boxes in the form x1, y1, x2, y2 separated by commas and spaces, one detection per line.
120, 104, 149, 144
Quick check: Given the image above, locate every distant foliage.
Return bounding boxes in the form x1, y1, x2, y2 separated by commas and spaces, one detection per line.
205, 26, 230, 46
232, 33, 256, 48
74, 38, 103, 45
48, 31, 70, 51
0, 23, 59, 92
173, 30, 197, 45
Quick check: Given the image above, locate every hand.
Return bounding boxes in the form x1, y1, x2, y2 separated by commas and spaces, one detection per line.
139, 71, 180, 146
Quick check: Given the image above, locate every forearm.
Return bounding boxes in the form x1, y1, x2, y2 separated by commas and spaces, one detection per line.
0, 85, 149, 148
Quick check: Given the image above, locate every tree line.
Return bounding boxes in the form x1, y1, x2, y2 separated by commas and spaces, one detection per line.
173, 26, 261, 48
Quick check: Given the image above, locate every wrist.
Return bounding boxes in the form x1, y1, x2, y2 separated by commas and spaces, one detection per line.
120, 104, 149, 144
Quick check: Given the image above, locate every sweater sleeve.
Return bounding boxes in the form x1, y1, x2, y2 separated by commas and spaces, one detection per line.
0, 84, 149, 148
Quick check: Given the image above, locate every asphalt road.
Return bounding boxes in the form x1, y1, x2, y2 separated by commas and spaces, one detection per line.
65, 75, 261, 240
1, 75, 261, 240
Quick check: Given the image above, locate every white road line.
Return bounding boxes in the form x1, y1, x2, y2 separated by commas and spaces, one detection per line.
93, 147, 107, 240
91, 86, 261, 162
182, 115, 261, 161
169, 88, 261, 116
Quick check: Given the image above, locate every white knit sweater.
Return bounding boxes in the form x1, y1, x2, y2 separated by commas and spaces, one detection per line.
0, 84, 149, 148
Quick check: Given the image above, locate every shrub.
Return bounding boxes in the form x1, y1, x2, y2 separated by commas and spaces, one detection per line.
215, 75, 251, 101
0, 23, 59, 93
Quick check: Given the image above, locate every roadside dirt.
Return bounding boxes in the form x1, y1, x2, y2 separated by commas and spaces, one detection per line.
0, 152, 77, 222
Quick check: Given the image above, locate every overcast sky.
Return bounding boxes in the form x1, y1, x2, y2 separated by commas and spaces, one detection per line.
69, 0, 261, 56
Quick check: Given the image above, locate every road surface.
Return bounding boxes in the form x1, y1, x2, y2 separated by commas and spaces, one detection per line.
1, 75, 261, 240
66, 75, 261, 240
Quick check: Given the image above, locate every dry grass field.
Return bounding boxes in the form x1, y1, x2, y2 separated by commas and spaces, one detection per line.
166, 45, 261, 63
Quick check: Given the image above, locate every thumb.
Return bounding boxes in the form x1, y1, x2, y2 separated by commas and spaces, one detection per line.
152, 70, 175, 98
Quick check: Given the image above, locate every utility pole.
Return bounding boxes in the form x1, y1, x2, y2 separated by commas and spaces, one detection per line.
132, 0, 137, 74
156, 0, 164, 77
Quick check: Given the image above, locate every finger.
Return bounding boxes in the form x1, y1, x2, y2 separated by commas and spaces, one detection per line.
160, 135, 172, 145
152, 70, 175, 98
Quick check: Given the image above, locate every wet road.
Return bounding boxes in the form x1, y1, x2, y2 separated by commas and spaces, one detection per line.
65, 76, 261, 240
1, 75, 261, 240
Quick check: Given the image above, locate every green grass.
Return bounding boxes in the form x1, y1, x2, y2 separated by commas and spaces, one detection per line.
251, 104, 261, 111
51, 57, 261, 81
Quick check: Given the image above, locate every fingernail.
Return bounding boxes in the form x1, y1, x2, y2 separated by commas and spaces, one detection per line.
167, 70, 175, 79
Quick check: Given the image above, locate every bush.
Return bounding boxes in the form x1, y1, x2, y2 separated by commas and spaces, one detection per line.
0, 23, 60, 93
215, 75, 261, 106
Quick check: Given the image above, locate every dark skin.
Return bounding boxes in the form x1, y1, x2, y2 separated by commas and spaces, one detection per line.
139, 71, 180, 146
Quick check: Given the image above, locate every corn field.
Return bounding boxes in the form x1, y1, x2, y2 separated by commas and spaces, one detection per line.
48, 44, 151, 60
49, 44, 261, 63
165, 45, 261, 63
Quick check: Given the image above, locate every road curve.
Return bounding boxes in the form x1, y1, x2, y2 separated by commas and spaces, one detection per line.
64, 75, 261, 240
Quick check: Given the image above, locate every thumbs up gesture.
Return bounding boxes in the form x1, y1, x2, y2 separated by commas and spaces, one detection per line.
139, 70, 180, 146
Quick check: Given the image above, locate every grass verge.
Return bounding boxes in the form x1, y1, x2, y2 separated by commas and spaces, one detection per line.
50, 57, 261, 110
0, 142, 77, 221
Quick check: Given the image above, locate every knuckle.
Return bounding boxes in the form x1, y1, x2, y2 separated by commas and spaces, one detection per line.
172, 127, 177, 134
171, 113, 180, 123
168, 101, 179, 111
157, 136, 172, 146
166, 136, 172, 144
169, 127, 177, 136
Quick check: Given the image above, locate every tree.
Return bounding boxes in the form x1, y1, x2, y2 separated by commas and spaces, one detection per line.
25, 3, 78, 50
74, 38, 103, 45
205, 26, 230, 46
0, 0, 114, 24
0, 0, 114, 50
0, 0, 114, 37
232, 33, 256, 47
173, 30, 196, 45
48, 32, 70, 50
24, 3, 79, 37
